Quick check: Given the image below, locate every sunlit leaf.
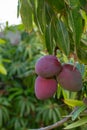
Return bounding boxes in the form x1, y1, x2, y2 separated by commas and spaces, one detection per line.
64, 116, 87, 129
64, 99, 84, 107
80, 9, 87, 32
0, 39, 6, 44
2, 59, 11, 63
0, 64, 7, 75
62, 89, 70, 99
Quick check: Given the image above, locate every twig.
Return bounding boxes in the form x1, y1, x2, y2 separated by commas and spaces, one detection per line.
30, 107, 78, 130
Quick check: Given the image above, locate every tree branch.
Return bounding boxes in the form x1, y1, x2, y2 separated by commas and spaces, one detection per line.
31, 107, 78, 130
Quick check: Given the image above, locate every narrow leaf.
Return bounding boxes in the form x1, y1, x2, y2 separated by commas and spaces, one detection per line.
0, 109, 2, 127
0, 64, 7, 75
72, 105, 87, 121
0, 39, 6, 44
45, 0, 65, 12
64, 99, 84, 107
20, 0, 33, 31
67, 0, 83, 47
54, 19, 70, 56
80, 9, 87, 32
77, 47, 87, 64
64, 116, 87, 129
45, 22, 53, 54
36, 0, 45, 33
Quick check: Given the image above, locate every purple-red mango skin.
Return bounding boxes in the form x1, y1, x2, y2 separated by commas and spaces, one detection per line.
35, 55, 62, 78
57, 64, 83, 92
35, 76, 57, 100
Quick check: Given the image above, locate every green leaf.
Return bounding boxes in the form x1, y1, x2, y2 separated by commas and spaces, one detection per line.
57, 85, 62, 99
64, 116, 87, 129
45, 22, 53, 54
20, 0, 33, 31
45, 3, 55, 25
76, 62, 85, 76
0, 64, 7, 75
79, 0, 87, 13
67, 1, 83, 47
17, 0, 20, 18
30, 0, 46, 34
79, 0, 87, 7
11, 91, 23, 100
14, 119, 21, 129
2, 106, 10, 122
62, 89, 70, 99
72, 105, 87, 121
80, 9, 87, 32
0, 39, 6, 44
53, 110, 58, 123
64, 99, 84, 107
54, 107, 61, 119
54, 19, 70, 56
20, 102, 26, 117
36, 0, 46, 33
26, 102, 31, 114
65, 0, 80, 8
45, 0, 65, 12
48, 109, 53, 120
77, 47, 87, 64
0, 109, 2, 127
2, 59, 11, 63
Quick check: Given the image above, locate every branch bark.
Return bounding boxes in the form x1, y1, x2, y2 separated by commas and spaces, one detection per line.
31, 107, 78, 130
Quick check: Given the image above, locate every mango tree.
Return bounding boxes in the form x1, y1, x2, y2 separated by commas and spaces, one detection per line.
18, 0, 87, 129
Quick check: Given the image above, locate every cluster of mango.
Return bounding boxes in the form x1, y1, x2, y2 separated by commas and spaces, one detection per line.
35, 55, 82, 100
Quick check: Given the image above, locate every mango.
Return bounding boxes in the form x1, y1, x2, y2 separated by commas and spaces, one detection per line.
35, 55, 62, 78
57, 64, 83, 92
35, 76, 57, 100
